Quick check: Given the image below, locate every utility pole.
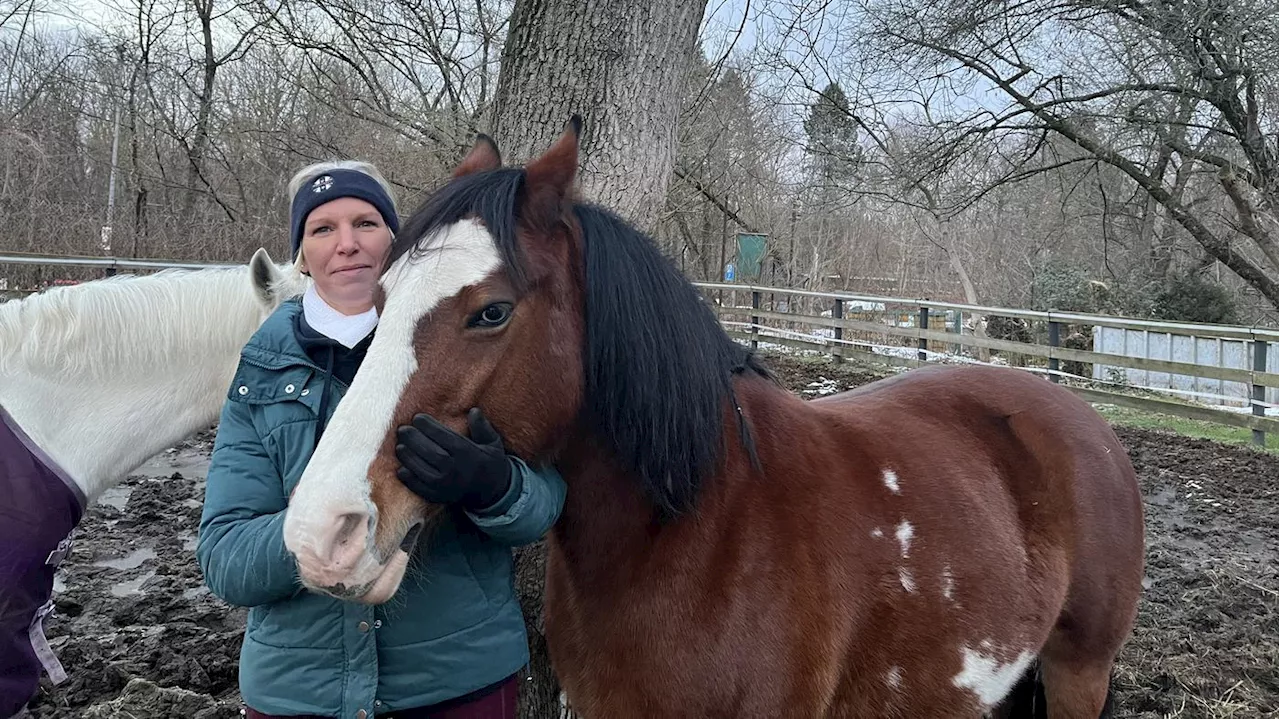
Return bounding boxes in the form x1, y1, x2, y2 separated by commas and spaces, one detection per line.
103, 103, 121, 254
101, 44, 127, 274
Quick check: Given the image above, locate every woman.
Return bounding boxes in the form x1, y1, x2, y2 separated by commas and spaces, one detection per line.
197, 160, 566, 719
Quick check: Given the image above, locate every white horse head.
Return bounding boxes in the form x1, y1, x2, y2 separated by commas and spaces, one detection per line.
0, 248, 308, 502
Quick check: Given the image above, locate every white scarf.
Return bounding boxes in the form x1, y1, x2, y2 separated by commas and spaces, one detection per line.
302, 284, 379, 348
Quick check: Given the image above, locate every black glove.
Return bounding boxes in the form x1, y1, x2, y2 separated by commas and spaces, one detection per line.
394, 408, 514, 512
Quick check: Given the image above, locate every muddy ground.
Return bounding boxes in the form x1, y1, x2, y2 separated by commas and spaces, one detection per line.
23, 352, 1278, 718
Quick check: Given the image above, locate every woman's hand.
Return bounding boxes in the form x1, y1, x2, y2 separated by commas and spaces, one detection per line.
393, 408, 513, 512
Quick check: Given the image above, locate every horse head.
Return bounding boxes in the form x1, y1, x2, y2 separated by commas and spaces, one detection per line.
282, 121, 589, 602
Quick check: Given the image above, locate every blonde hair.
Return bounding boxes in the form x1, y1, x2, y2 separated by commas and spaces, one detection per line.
287, 159, 398, 272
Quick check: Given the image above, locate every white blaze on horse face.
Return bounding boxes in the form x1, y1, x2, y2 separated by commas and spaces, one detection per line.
951, 644, 1036, 710
283, 218, 501, 592
882, 468, 901, 494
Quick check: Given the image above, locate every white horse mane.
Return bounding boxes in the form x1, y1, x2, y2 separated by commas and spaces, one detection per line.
0, 263, 306, 381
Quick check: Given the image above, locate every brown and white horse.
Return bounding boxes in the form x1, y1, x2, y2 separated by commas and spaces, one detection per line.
281, 120, 1145, 718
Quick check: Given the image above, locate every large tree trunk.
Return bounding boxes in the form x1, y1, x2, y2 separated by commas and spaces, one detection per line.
489, 2, 709, 717
182, 0, 218, 221
488, 0, 709, 233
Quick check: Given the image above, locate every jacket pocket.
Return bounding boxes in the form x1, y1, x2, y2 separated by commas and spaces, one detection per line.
248, 593, 343, 649
458, 529, 513, 608
377, 528, 496, 646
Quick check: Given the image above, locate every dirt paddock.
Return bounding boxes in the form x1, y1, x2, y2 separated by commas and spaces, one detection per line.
24, 353, 1278, 718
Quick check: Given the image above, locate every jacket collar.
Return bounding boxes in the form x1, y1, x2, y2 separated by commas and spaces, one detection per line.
302, 284, 379, 349
239, 299, 316, 371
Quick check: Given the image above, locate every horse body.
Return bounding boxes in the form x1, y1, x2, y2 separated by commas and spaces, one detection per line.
545, 365, 1142, 718
281, 121, 1144, 719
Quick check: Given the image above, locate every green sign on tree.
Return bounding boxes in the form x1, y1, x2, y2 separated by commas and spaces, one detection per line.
736, 233, 767, 279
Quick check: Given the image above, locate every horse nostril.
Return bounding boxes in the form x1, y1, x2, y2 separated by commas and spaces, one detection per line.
307, 510, 369, 570
320, 511, 368, 564
399, 522, 424, 552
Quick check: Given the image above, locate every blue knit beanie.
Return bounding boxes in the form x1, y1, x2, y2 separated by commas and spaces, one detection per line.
290, 169, 400, 260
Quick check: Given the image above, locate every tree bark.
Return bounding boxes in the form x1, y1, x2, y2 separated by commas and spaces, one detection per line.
182, 0, 218, 220
488, 0, 709, 233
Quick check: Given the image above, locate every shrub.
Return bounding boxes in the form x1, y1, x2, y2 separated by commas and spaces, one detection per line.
1150, 272, 1238, 324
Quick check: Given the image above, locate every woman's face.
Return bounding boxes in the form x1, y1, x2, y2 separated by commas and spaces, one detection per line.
299, 196, 393, 314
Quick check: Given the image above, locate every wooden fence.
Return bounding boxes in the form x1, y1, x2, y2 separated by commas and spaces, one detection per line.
694, 282, 1279, 446
3, 252, 1276, 446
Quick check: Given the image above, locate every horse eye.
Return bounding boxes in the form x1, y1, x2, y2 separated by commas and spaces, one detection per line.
470, 302, 513, 328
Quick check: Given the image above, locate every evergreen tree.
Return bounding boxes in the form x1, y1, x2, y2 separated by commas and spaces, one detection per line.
802, 82, 860, 190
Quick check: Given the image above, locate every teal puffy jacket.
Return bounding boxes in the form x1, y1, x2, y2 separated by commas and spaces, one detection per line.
196, 299, 566, 718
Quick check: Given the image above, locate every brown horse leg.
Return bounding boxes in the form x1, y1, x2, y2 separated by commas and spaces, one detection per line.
1037, 657, 1112, 719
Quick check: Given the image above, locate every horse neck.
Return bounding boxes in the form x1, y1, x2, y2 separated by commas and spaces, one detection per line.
552, 374, 792, 591
0, 268, 284, 503
3, 369, 237, 502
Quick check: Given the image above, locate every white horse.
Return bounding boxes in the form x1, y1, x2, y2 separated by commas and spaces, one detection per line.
0, 247, 306, 503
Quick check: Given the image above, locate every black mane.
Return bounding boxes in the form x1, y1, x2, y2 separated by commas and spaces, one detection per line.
392, 169, 773, 517
575, 204, 772, 516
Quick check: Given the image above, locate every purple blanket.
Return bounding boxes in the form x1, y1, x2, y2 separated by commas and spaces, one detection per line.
0, 404, 84, 719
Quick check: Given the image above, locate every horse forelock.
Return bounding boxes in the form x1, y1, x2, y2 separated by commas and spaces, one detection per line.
0, 264, 303, 382
390, 167, 527, 290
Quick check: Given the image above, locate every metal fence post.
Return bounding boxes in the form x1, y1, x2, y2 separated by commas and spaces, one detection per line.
1252, 339, 1268, 446
917, 306, 929, 362
832, 299, 844, 363
750, 290, 761, 351
1048, 320, 1061, 383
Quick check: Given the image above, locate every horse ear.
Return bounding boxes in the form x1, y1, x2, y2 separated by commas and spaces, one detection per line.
453, 134, 502, 177
524, 115, 582, 204
249, 247, 284, 306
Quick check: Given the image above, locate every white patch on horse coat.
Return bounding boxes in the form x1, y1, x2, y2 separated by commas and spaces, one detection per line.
870, 527, 884, 539
284, 219, 502, 577
898, 567, 915, 593
951, 644, 1036, 709
941, 564, 955, 601
882, 469, 901, 494
895, 520, 914, 558
885, 666, 903, 690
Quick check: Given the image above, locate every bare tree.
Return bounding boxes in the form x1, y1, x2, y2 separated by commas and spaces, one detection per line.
488, 0, 711, 232
846, 0, 1280, 304
248, 0, 503, 157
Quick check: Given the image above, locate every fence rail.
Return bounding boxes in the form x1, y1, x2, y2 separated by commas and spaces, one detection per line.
0, 251, 233, 272
693, 281, 1279, 445
3, 253, 1276, 445
0, 252, 241, 299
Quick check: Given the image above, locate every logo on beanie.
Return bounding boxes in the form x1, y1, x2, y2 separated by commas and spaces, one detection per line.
312, 175, 333, 193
